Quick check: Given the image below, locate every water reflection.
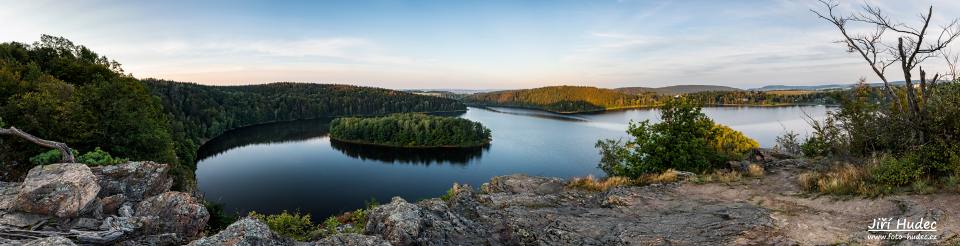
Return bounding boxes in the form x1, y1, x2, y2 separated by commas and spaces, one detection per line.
196, 119, 331, 161
330, 139, 488, 165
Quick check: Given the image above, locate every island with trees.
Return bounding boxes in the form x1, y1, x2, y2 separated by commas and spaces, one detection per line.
329, 113, 492, 148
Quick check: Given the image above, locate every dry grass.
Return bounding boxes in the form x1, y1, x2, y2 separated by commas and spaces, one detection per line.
692, 169, 742, 184
797, 164, 869, 195
746, 164, 765, 177
639, 169, 680, 184
567, 175, 634, 192
568, 169, 683, 192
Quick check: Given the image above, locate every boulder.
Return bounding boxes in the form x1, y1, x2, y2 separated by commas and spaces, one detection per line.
135, 191, 209, 242
480, 174, 564, 195
21, 236, 75, 246
311, 233, 391, 246
14, 163, 100, 218
363, 197, 423, 245
90, 161, 172, 201
188, 217, 294, 246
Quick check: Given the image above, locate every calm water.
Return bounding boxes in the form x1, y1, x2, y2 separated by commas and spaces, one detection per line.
195, 106, 829, 219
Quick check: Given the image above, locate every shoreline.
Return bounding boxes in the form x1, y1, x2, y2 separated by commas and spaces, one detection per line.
328, 136, 491, 149
469, 103, 836, 115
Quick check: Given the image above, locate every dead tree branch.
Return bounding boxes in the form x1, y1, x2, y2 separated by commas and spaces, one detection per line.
0, 126, 75, 163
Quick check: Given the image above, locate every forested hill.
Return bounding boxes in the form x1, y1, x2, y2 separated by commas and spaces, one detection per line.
462, 86, 661, 113
615, 85, 742, 95
462, 85, 840, 113
145, 79, 466, 163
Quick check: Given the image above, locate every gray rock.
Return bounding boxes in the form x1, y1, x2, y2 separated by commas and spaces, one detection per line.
363, 197, 422, 245
188, 217, 294, 246
14, 164, 100, 218
90, 161, 173, 201
135, 191, 210, 242
100, 194, 126, 215
311, 233, 391, 246
21, 236, 75, 246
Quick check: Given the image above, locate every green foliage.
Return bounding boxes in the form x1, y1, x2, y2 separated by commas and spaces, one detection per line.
29, 149, 70, 166
77, 147, 127, 166
0, 35, 177, 171
329, 113, 491, 148
464, 86, 661, 113
596, 98, 759, 177
323, 216, 340, 235
30, 147, 125, 166
250, 211, 319, 241
872, 155, 924, 187
145, 79, 466, 159
775, 130, 802, 155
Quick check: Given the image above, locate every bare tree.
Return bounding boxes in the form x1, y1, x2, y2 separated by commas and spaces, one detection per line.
0, 126, 76, 163
812, 0, 960, 141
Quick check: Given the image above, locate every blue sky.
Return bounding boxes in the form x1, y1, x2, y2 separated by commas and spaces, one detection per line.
2, 0, 958, 89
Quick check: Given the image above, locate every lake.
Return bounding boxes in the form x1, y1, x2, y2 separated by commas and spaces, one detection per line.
195, 106, 829, 219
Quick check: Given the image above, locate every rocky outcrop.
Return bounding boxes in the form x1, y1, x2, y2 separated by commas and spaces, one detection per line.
357, 174, 775, 245
311, 233, 391, 246
188, 217, 293, 246
20, 236, 75, 246
0, 162, 209, 245
90, 161, 172, 201
13, 163, 100, 218
134, 191, 209, 241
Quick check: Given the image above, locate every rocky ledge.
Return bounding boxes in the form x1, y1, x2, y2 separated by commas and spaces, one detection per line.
6, 150, 960, 245
0, 162, 208, 245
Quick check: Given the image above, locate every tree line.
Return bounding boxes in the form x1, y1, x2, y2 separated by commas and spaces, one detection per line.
463, 86, 842, 113
329, 113, 491, 148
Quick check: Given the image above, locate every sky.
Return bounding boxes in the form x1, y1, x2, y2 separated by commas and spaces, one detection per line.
1, 0, 958, 89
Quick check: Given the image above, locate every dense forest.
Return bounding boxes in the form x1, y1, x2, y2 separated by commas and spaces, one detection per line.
146, 79, 466, 165
615, 85, 741, 95
462, 86, 662, 113
329, 113, 491, 148
463, 86, 841, 113
0, 36, 467, 188
0, 36, 178, 172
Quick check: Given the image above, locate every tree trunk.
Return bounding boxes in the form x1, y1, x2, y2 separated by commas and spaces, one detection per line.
0, 127, 76, 163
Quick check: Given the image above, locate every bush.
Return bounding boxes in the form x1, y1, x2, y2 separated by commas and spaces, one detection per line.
30, 147, 126, 166
596, 98, 759, 177
29, 149, 69, 166
250, 211, 319, 241
77, 147, 127, 165
871, 155, 924, 187
775, 131, 802, 156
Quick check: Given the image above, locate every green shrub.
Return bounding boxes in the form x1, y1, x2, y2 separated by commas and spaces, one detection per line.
29, 149, 68, 165
872, 155, 924, 187
77, 147, 127, 165
596, 98, 759, 177
323, 216, 340, 235
775, 131, 802, 156
30, 147, 126, 166
250, 211, 319, 241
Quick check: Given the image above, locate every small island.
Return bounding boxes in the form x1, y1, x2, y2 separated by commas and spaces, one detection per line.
329, 113, 492, 148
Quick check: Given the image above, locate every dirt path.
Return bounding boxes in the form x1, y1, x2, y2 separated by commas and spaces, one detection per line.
678, 165, 960, 245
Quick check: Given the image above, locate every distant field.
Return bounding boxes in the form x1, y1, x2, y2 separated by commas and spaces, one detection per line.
765, 90, 818, 96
